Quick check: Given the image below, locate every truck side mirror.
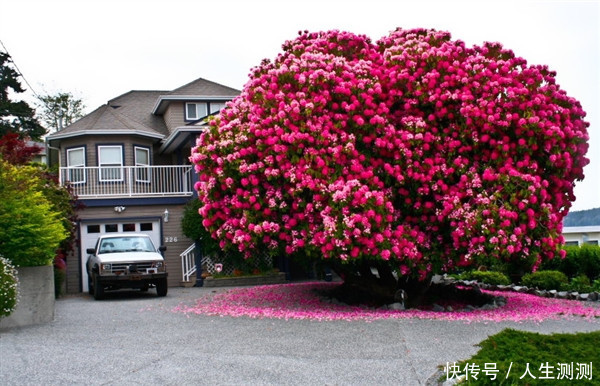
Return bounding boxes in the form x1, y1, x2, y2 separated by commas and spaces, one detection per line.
86, 248, 96, 254
159, 245, 167, 252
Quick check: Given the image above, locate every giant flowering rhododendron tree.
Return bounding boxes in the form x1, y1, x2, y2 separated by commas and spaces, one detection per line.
190, 29, 589, 305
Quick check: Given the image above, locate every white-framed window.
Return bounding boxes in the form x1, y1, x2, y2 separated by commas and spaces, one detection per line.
67, 147, 86, 183
98, 145, 123, 182
185, 102, 208, 120
135, 146, 150, 182
209, 102, 226, 114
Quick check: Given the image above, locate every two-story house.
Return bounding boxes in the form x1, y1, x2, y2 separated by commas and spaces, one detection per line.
47, 77, 240, 294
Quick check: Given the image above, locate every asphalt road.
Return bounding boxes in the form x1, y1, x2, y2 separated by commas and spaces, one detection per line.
1, 286, 599, 385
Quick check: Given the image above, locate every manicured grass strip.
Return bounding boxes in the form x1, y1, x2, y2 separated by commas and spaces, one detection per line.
444, 329, 599, 385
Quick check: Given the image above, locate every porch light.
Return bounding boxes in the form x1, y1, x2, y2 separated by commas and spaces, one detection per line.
163, 209, 169, 223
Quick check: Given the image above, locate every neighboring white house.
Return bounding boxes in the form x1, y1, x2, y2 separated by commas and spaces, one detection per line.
562, 226, 600, 246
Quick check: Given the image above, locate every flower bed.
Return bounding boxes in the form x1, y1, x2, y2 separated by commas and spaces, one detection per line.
175, 282, 600, 323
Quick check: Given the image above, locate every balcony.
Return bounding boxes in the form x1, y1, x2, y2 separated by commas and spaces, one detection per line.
60, 165, 194, 198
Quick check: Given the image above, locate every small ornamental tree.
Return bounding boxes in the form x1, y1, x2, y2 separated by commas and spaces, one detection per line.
190, 29, 589, 305
0, 133, 42, 165
0, 159, 67, 267
0, 134, 79, 293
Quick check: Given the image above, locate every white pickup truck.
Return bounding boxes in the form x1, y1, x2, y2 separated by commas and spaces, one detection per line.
86, 234, 168, 300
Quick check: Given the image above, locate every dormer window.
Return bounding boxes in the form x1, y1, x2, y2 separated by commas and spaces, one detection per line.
210, 102, 226, 114
186, 102, 227, 121
186, 102, 207, 120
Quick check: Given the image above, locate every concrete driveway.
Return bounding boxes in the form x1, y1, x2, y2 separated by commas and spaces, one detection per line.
1, 286, 599, 385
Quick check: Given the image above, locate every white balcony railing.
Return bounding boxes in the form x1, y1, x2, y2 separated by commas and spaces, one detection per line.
60, 165, 194, 198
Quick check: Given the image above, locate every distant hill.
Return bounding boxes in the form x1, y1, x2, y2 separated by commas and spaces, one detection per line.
563, 207, 600, 227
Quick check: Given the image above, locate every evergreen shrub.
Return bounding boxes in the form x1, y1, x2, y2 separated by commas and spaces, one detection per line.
521, 270, 568, 290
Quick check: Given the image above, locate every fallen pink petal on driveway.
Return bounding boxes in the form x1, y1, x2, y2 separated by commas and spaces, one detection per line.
174, 282, 600, 323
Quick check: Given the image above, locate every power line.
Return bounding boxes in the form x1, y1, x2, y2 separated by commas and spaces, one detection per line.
0, 39, 41, 99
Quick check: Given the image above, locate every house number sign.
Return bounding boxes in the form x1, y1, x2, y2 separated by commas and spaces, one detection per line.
164, 236, 178, 243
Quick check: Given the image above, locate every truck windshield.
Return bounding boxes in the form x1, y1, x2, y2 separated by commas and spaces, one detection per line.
99, 237, 155, 253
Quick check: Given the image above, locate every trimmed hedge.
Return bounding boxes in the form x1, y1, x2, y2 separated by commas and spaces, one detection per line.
521, 270, 569, 290
540, 244, 600, 280
466, 270, 511, 285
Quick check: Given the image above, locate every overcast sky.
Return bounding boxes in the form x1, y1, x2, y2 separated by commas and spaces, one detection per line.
1, 0, 598, 211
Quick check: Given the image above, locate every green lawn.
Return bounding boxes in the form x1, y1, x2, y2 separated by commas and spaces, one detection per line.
442, 329, 599, 385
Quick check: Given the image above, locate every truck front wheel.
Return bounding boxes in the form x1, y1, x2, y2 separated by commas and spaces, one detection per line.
156, 278, 168, 297
88, 275, 94, 295
93, 274, 105, 300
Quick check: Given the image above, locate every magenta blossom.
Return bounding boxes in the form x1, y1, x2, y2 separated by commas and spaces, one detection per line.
190, 28, 589, 280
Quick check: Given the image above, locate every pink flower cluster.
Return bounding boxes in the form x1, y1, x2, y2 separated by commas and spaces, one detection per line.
174, 282, 600, 323
190, 28, 589, 278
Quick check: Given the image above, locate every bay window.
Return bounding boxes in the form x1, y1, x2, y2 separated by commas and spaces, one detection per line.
66, 147, 86, 183
98, 145, 123, 181
135, 146, 150, 182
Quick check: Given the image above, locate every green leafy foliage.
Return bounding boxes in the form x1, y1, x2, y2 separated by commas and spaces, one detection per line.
0, 255, 18, 318
561, 274, 591, 293
560, 275, 600, 293
521, 270, 568, 290
0, 159, 67, 266
0, 134, 79, 262
181, 198, 221, 257
451, 329, 600, 385
0, 133, 42, 164
541, 245, 600, 280
466, 271, 511, 285
36, 92, 85, 133
0, 51, 46, 140
31, 167, 79, 256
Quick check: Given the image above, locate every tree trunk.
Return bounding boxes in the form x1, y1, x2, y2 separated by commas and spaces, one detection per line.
330, 260, 432, 308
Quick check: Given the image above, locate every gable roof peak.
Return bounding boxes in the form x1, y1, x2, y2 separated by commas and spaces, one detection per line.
168, 77, 240, 96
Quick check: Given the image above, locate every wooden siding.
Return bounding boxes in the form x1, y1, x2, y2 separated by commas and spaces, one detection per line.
59, 135, 160, 168
164, 102, 186, 132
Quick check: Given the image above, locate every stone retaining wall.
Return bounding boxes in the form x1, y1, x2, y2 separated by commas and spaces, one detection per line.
0, 265, 55, 330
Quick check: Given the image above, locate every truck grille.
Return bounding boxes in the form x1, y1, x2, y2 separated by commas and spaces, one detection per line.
109, 262, 155, 274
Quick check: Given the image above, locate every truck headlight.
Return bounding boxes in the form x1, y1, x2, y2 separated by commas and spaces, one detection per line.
152, 262, 163, 268
101, 263, 112, 272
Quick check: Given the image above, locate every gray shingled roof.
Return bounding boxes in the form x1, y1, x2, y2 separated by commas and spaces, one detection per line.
47, 102, 166, 140
108, 90, 169, 136
168, 77, 240, 96
47, 77, 239, 142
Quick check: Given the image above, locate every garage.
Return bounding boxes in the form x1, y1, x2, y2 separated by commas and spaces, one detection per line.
80, 218, 162, 292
